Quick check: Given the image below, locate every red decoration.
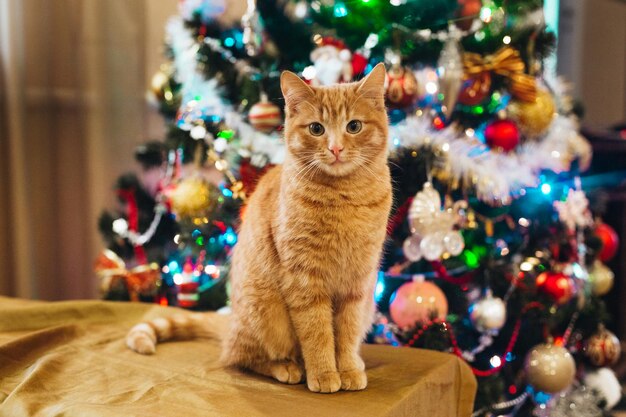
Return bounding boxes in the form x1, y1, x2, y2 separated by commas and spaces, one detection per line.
406, 302, 544, 377
117, 188, 147, 264
351, 53, 368, 77
389, 280, 448, 328
485, 119, 520, 152
455, 0, 482, 31
239, 159, 273, 195
432, 116, 446, 130
595, 223, 619, 262
458, 72, 491, 106
536, 271, 576, 305
385, 66, 419, 108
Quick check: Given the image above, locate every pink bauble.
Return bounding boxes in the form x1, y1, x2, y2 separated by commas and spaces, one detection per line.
390, 280, 448, 329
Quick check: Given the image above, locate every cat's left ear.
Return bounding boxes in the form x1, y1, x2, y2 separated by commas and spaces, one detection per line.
281, 71, 315, 113
356, 63, 386, 99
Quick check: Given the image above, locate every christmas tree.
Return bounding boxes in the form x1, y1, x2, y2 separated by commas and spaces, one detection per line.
96, 0, 622, 415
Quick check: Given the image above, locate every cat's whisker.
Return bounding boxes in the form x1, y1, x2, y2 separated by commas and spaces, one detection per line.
290, 158, 319, 190
352, 156, 381, 180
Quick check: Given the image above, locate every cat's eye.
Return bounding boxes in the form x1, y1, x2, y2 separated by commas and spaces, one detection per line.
309, 122, 325, 136
346, 120, 362, 134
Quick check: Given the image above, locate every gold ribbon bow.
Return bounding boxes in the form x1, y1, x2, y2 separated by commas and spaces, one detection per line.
94, 250, 161, 302
463, 47, 537, 102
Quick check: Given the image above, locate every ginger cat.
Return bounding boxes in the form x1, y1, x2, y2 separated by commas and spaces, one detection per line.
127, 63, 392, 393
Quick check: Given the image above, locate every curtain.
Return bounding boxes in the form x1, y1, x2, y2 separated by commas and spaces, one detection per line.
0, 0, 176, 300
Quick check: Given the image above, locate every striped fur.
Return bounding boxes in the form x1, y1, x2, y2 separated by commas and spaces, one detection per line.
127, 64, 392, 393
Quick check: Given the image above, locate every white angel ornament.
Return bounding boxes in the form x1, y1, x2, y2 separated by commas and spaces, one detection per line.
403, 182, 467, 262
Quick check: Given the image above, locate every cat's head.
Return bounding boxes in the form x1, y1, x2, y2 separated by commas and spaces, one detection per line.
280, 63, 388, 178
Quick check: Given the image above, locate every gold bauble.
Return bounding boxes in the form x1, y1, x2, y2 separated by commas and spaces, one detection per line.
590, 260, 615, 296
150, 64, 181, 108
168, 177, 217, 220
585, 327, 621, 367
524, 343, 575, 393
508, 89, 556, 138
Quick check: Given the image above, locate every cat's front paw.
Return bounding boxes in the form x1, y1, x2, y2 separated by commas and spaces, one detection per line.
306, 370, 341, 393
339, 369, 367, 391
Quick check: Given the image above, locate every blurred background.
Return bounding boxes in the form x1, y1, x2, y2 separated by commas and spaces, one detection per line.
0, 0, 624, 301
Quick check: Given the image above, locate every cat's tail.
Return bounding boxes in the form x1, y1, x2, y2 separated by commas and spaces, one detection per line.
126, 312, 229, 355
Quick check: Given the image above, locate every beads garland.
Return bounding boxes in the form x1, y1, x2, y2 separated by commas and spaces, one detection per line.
405, 302, 544, 377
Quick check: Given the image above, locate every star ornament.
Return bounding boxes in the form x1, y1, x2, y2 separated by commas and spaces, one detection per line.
553, 189, 592, 231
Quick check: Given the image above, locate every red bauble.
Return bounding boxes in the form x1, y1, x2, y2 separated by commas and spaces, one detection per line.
389, 280, 448, 329
385, 66, 419, 108
458, 72, 492, 106
485, 119, 520, 152
536, 271, 576, 305
455, 0, 482, 31
595, 223, 619, 262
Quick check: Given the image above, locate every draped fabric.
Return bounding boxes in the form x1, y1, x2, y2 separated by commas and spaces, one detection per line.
0, 0, 176, 299
0, 297, 477, 416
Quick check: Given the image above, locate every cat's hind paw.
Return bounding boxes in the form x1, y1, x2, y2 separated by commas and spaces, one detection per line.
339, 369, 367, 391
270, 361, 304, 385
306, 371, 341, 393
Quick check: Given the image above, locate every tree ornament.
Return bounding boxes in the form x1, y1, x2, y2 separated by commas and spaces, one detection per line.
406, 182, 467, 261
248, 95, 282, 133
524, 343, 576, 393
150, 64, 181, 111
548, 385, 604, 417
167, 177, 217, 220
553, 189, 592, 231
583, 368, 622, 409
310, 37, 353, 86
594, 222, 619, 262
469, 290, 507, 333
402, 234, 423, 262
485, 119, 520, 152
389, 278, 448, 329
536, 271, 576, 305
589, 260, 614, 296
508, 89, 556, 138
385, 65, 419, 108
458, 71, 491, 106
463, 47, 537, 102
584, 326, 621, 367
94, 250, 161, 302
437, 28, 464, 118
455, 0, 482, 31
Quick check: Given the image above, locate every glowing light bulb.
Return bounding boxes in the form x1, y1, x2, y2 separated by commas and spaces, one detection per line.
490, 355, 502, 368
333, 2, 348, 17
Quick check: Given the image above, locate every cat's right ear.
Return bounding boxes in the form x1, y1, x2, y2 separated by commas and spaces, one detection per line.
280, 71, 314, 113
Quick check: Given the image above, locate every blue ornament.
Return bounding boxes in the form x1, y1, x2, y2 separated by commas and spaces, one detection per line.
388, 109, 407, 124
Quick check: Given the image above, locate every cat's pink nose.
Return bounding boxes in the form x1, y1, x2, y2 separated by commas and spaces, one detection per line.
329, 145, 344, 158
